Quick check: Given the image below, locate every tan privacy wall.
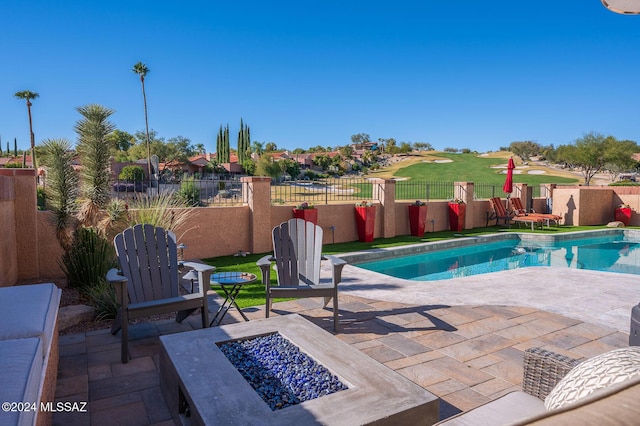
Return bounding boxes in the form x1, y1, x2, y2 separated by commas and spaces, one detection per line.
3, 171, 640, 284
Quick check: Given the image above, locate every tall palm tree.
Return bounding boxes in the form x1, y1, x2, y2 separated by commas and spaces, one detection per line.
14, 90, 39, 169
132, 62, 152, 180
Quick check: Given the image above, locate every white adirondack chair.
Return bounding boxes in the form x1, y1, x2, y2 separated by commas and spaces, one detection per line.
257, 218, 347, 331
107, 224, 214, 363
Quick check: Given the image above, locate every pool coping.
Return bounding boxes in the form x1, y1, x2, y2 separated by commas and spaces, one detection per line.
339, 228, 640, 265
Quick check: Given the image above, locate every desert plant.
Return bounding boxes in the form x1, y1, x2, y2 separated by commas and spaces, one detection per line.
41, 138, 79, 251
126, 190, 197, 232
97, 198, 130, 241
60, 227, 117, 296
86, 278, 118, 321
75, 104, 116, 226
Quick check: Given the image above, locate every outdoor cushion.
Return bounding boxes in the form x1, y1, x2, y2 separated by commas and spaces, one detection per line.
0, 337, 43, 426
0, 283, 61, 357
544, 346, 640, 410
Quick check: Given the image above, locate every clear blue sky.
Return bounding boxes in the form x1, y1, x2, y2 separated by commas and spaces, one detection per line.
2, 1, 639, 154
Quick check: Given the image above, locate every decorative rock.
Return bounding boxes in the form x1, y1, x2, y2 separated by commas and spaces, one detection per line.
607, 221, 625, 228
58, 304, 95, 331
219, 332, 347, 410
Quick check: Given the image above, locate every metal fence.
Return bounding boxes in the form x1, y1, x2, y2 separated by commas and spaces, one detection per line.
111, 176, 245, 206
394, 181, 455, 201
111, 176, 551, 207
270, 177, 377, 205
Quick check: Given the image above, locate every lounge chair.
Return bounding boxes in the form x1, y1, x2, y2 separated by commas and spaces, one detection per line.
107, 224, 215, 363
487, 197, 513, 227
488, 197, 544, 231
511, 197, 562, 226
257, 218, 347, 331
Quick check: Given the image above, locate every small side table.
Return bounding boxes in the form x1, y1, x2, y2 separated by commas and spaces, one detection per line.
209, 272, 256, 326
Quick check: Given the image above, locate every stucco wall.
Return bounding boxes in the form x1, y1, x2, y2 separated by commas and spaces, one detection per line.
174, 206, 251, 260
5, 171, 640, 282
0, 177, 18, 287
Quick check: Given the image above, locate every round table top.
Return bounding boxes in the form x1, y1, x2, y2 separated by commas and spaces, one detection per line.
210, 272, 257, 286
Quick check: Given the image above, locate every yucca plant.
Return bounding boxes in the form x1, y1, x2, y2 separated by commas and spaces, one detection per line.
41, 138, 79, 252
60, 227, 117, 297
75, 104, 115, 227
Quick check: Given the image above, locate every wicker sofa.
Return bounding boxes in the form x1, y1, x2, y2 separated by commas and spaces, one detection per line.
0, 283, 61, 426
437, 347, 640, 425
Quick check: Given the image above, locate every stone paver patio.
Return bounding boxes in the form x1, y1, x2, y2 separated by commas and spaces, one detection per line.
53, 285, 629, 425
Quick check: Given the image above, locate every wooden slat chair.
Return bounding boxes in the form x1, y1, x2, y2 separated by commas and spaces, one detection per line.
511, 197, 562, 226
107, 224, 214, 363
257, 218, 347, 331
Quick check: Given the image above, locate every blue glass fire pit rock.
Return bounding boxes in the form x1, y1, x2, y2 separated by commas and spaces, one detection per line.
218, 332, 348, 410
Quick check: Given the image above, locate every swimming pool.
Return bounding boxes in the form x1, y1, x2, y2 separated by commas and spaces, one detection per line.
355, 231, 640, 281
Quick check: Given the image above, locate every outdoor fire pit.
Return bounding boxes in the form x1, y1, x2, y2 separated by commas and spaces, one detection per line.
160, 314, 438, 425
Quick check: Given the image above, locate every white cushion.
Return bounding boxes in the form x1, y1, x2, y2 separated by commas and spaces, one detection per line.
0, 338, 43, 426
545, 347, 640, 410
0, 283, 61, 357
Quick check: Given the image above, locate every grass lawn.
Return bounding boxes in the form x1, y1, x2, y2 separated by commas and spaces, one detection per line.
202, 225, 620, 309
392, 152, 578, 185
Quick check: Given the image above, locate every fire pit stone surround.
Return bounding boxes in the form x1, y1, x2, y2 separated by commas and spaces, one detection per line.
160, 314, 438, 425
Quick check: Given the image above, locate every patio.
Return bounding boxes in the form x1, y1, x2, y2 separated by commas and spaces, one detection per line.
53, 268, 629, 425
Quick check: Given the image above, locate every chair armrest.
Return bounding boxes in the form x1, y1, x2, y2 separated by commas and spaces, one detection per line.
106, 268, 128, 309
257, 255, 275, 289
323, 255, 347, 286
182, 261, 215, 273
181, 262, 215, 295
522, 347, 582, 400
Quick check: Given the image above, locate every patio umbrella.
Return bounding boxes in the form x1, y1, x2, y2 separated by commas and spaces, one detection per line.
503, 157, 515, 210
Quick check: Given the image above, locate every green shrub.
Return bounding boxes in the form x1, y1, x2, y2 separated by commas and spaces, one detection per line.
609, 180, 640, 186
118, 165, 145, 181
60, 227, 117, 296
4, 163, 22, 168
177, 177, 201, 206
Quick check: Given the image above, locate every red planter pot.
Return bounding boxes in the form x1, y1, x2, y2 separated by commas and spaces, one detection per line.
448, 203, 466, 232
293, 208, 318, 225
408, 205, 428, 237
615, 207, 632, 226
355, 206, 376, 242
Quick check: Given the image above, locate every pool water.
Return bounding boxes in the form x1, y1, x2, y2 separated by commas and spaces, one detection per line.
356, 234, 640, 281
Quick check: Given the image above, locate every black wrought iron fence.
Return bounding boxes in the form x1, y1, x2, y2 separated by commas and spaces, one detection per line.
271, 177, 377, 205
474, 183, 503, 200
394, 181, 455, 201
111, 176, 244, 206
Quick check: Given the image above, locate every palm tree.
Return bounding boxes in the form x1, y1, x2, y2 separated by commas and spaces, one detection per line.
132, 62, 152, 180
14, 90, 39, 169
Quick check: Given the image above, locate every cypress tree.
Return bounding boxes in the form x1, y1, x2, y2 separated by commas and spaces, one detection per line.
224, 124, 230, 163
14, 138, 17, 157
